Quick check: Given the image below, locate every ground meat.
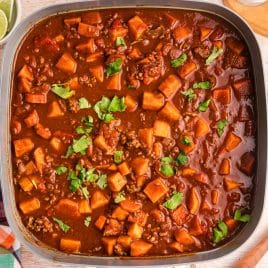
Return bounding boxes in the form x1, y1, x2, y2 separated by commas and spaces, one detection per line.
27, 216, 53, 233
121, 130, 141, 149
103, 219, 123, 236
194, 46, 210, 58
67, 98, 79, 113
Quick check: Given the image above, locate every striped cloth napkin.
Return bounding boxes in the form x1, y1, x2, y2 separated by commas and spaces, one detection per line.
0, 191, 21, 268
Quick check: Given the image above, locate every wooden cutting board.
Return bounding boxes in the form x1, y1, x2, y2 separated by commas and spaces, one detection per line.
224, 0, 268, 37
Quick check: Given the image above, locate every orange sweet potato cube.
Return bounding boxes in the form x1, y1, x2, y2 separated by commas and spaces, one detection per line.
86, 51, 103, 63
117, 162, 131, 176
33, 147, 45, 173
112, 207, 129, 221
159, 102, 181, 121
128, 211, 148, 227
19, 197, 40, 214
158, 74, 182, 98
78, 199, 92, 214
127, 223, 143, 239
24, 161, 38, 175
189, 215, 204, 236
178, 60, 197, 78
18, 77, 32, 92
219, 158, 230, 175
94, 135, 111, 153
47, 101, 64, 117
125, 95, 138, 112
56, 53, 77, 74
55, 198, 80, 218
78, 23, 99, 37
153, 142, 163, 159
212, 87, 231, 105
128, 47, 143, 60
138, 128, 154, 150
136, 175, 148, 188
95, 215, 107, 230
49, 137, 63, 152
68, 76, 80, 90
169, 242, 184, 253
24, 109, 39, 128
19, 177, 34, 192
35, 123, 51, 140
89, 65, 104, 82
107, 72, 122, 91
153, 120, 171, 138
14, 138, 34, 158
171, 204, 189, 225
108, 172, 127, 192
142, 91, 165, 110
131, 157, 149, 175
211, 190, 220, 205
120, 199, 142, 213
64, 17, 81, 25
178, 135, 195, 154
187, 187, 200, 214
128, 15, 148, 40
182, 168, 196, 177
173, 26, 192, 42
224, 132, 242, 152
91, 190, 109, 210
130, 240, 152, 256
82, 11, 102, 24
18, 65, 33, 81
224, 177, 242, 191
25, 93, 47, 104
143, 178, 168, 203
102, 237, 117, 256
60, 238, 81, 253
195, 117, 210, 138
76, 38, 96, 53
117, 236, 132, 249
224, 218, 237, 231
199, 27, 212, 41
174, 229, 195, 246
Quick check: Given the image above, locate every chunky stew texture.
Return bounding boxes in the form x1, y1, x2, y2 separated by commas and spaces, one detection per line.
11, 9, 256, 256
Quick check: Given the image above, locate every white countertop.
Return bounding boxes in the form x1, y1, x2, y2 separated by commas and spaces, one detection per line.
0, 0, 267, 267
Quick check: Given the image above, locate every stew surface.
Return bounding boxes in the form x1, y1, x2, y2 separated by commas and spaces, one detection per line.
11, 8, 256, 257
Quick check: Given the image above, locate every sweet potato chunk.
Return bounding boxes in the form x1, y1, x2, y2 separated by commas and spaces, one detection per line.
102, 237, 117, 256
153, 142, 163, 159
136, 175, 148, 188
76, 38, 96, 53
91, 190, 109, 210
187, 187, 200, 214
142, 91, 164, 110
60, 238, 81, 253
128, 223, 143, 239
219, 158, 230, 175
138, 128, 154, 150
103, 219, 122, 236
224, 218, 237, 231
128, 15, 148, 40
224, 132, 242, 152
195, 117, 210, 138
109, 19, 128, 41
143, 178, 168, 203
64, 17, 81, 25
117, 162, 131, 176
171, 204, 189, 225
55, 198, 80, 218
173, 26, 192, 42
18, 77, 32, 92
117, 236, 132, 249
56, 53, 77, 74
175, 229, 195, 246
199, 27, 212, 41
178, 60, 197, 78
24, 110, 39, 128
89, 65, 104, 82
86, 51, 103, 63
19, 197, 40, 214
33, 147, 45, 173
128, 47, 143, 60
112, 207, 129, 221
239, 151, 255, 176
95, 215, 107, 230
153, 120, 171, 138
120, 199, 142, 213
25, 93, 47, 104
189, 215, 204, 236
14, 138, 34, 157
212, 87, 231, 105
35, 123, 52, 140
233, 79, 253, 100
78, 199, 91, 214
82, 11, 102, 24
24, 161, 38, 175
130, 240, 152, 256
169, 242, 184, 253
68, 76, 80, 90
128, 211, 148, 227
182, 168, 196, 177
159, 102, 181, 121
19, 177, 34, 192
107, 72, 122, 91
108, 172, 127, 192
94, 135, 112, 153
224, 177, 242, 191
47, 101, 64, 117
132, 157, 149, 175
211, 190, 219, 205
178, 135, 195, 154
125, 95, 138, 112
49, 137, 63, 152
78, 23, 99, 37
18, 65, 33, 81
158, 74, 182, 98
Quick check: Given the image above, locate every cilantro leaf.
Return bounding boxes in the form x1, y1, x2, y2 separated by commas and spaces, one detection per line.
160, 156, 174, 163
76, 116, 94, 135
84, 216, 91, 227
51, 83, 74, 99
81, 186, 89, 199
181, 88, 196, 102
53, 217, 70, 233
114, 191, 126, 203
114, 150, 123, 164
218, 221, 228, 236
197, 99, 211, 112
234, 209, 251, 223
206, 46, 224, 65
216, 119, 228, 137
176, 151, 188, 166
160, 163, 175, 176
105, 58, 122, 77
55, 166, 67, 175
82, 115, 94, 127
78, 97, 91, 109
96, 174, 107, 189
182, 136, 192, 146
171, 53, 187, 68
163, 191, 183, 210
75, 126, 92, 135
103, 113, 115, 123
66, 135, 91, 157
116, 36, 127, 48
108, 96, 127, 112
69, 177, 81, 192
212, 220, 228, 243
193, 81, 211, 90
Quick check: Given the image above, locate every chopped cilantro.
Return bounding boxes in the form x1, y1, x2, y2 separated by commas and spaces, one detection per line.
114, 150, 123, 164
105, 58, 122, 77
193, 81, 211, 90
182, 136, 192, 146
66, 135, 91, 158
176, 151, 188, 166
116, 36, 127, 48
160, 163, 175, 176
114, 191, 126, 203
206, 46, 224, 65
53, 217, 70, 233
181, 88, 196, 102
81, 186, 89, 199
212, 220, 228, 243
75, 126, 92, 135
234, 209, 251, 223
55, 166, 67, 175
163, 191, 183, 210
78, 97, 91, 109
51, 83, 74, 99
75, 116, 94, 135
84, 216, 91, 227
218, 220, 228, 236
197, 99, 211, 112
160, 156, 174, 163
108, 96, 127, 113
171, 53, 187, 68
96, 174, 107, 189
216, 119, 228, 137
82, 115, 94, 127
